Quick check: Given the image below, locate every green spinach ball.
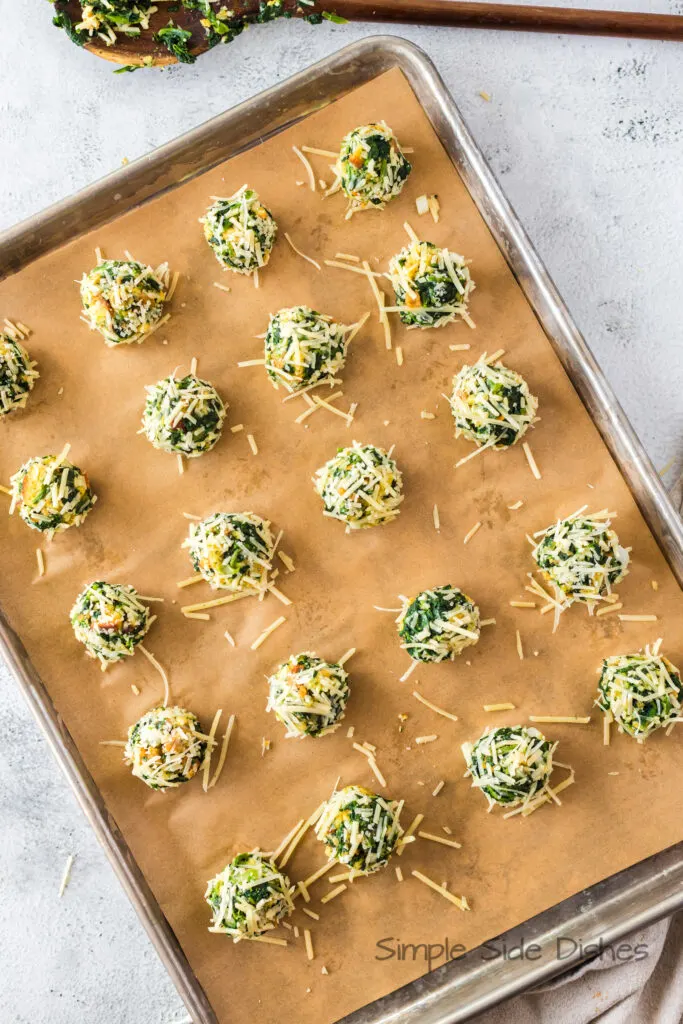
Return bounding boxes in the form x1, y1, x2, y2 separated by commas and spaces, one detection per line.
205, 852, 294, 940
9, 451, 96, 536
70, 581, 151, 665
463, 726, 556, 809
184, 511, 274, 593
315, 785, 404, 878
266, 651, 350, 737
313, 441, 403, 530
597, 647, 682, 741
450, 356, 538, 449
338, 121, 411, 213
125, 705, 206, 790
202, 185, 277, 275
142, 373, 226, 457
398, 585, 480, 663
0, 333, 39, 415
80, 258, 168, 346
532, 512, 629, 607
264, 306, 349, 393
388, 239, 474, 328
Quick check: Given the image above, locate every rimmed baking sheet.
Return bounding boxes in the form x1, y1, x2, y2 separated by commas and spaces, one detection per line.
1, 40, 683, 1024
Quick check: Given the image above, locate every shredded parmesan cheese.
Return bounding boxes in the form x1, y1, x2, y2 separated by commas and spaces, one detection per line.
273, 819, 305, 862
522, 441, 542, 480
251, 616, 287, 651
412, 690, 458, 722
293, 146, 316, 191
279, 819, 310, 869
138, 645, 170, 706
320, 884, 347, 905
267, 584, 292, 607
182, 592, 251, 615
463, 521, 482, 545
303, 861, 336, 889
250, 934, 288, 947
58, 854, 75, 898
284, 232, 321, 271
278, 550, 296, 573
208, 714, 235, 789
201, 709, 222, 792
516, 630, 524, 660
323, 259, 384, 279
400, 661, 419, 683
596, 602, 624, 617
603, 711, 612, 746
398, 814, 423, 856
411, 870, 469, 911
302, 145, 338, 159
529, 715, 591, 724
418, 830, 461, 850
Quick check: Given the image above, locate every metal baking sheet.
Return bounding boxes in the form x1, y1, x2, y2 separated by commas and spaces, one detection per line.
1, 36, 682, 1024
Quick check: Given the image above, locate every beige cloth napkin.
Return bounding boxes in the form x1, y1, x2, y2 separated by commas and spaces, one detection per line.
474, 913, 683, 1023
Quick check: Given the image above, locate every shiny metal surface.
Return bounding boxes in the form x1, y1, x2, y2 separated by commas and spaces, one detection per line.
1, 35, 682, 1024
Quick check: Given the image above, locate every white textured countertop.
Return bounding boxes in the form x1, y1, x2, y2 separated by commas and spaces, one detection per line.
1, 2, 682, 1021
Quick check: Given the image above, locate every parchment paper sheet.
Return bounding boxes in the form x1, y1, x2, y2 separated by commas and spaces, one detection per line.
1, 68, 682, 1024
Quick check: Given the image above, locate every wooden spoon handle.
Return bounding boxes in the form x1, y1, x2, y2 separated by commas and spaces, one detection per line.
55, 0, 683, 68
329, 1, 683, 40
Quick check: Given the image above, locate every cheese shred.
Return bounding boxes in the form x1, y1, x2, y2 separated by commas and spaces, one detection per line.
208, 714, 236, 789
412, 690, 458, 722
463, 521, 482, 545
411, 870, 469, 911
418, 830, 462, 850
284, 232, 321, 271
139, 645, 170, 707
320, 884, 347, 904
58, 854, 75, 898
292, 146, 316, 191
522, 441, 541, 479
516, 630, 524, 660
529, 715, 591, 725
251, 616, 287, 650
398, 814, 423, 856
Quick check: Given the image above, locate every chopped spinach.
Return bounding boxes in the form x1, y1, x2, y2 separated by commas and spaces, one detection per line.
154, 21, 196, 63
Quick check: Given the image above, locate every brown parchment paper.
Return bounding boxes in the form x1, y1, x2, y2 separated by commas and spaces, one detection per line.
1, 67, 683, 1024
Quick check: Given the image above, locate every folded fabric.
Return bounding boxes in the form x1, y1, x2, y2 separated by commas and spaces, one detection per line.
474, 913, 683, 1024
